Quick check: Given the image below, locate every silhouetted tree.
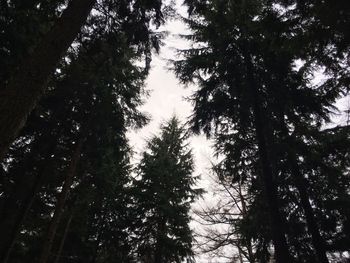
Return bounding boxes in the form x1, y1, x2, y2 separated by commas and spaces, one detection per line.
0, 30, 149, 262
173, 0, 350, 261
0, 0, 167, 160
132, 117, 202, 263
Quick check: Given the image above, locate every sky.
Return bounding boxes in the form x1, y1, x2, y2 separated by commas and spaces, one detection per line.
127, 4, 214, 191
128, 2, 350, 262
126, 3, 226, 262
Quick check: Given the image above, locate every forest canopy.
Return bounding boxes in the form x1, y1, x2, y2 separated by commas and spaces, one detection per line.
0, 0, 349, 263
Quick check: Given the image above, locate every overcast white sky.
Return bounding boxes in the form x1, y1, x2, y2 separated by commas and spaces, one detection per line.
128, 2, 350, 261
126, 3, 226, 262
127, 3, 214, 191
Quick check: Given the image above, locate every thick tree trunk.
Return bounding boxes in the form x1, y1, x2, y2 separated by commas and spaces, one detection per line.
38, 139, 83, 263
289, 153, 329, 263
251, 98, 292, 263
238, 182, 254, 262
280, 124, 329, 263
243, 51, 292, 262
90, 234, 101, 263
0, 0, 95, 161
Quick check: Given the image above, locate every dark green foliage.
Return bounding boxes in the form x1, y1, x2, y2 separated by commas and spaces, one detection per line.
1, 0, 350, 262
0, 0, 64, 83
0, 22, 150, 262
0, 1, 179, 262
132, 117, 202, 263
173, 0, 350, 262
277, 0, 350, 91
0, 0, 170, 161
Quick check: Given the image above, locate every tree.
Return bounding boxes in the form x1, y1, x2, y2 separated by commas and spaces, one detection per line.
276, 0, 350, 93
174, 1, 294, 261
0, 0, 95, 160
132, 117, 202, 263
173, 0, 349, 261
194, 167, 258, 263
0, 28, 149, 262
54, 134, 136, 263
0, 0, 167, 160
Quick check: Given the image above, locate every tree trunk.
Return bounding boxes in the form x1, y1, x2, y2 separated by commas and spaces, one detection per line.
53, 213, 73, 263
154, 217, 166, 263
280, 123, 329, 263
0, 139, 58, 263
243, 52, 292, 262
0, 0, 95, 161
38, 139, 83, 263
289, 153, 329, 263
238, 182, 254, 262
90, 234, 101, 263
251, 98, 292, 263
238, 248, 244, 263
0, 173, 42, 263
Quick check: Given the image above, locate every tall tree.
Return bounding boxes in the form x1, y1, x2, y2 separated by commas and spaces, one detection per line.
0, 0, 95, 160
132, 117, 202, 263
0, 0, 166, 160
174, 1, 293, 261
0, 27, 150, 262
173, 0, 349, 261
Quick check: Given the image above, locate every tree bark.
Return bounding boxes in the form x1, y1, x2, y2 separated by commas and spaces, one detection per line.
0, 0, 96, 161
280, 123, 329, 263
241, 50, 292, 262
289, 154, 329, 263
238, 182, 254, 262
38, 139, 83, 263
251, 98, 292, 263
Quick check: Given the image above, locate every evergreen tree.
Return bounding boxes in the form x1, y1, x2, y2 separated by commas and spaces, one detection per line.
276, 0, 350, 93
0, 0, 168, 160
173, 0, 350, 261
132, 117, 202, 263
0, 29, 149, 263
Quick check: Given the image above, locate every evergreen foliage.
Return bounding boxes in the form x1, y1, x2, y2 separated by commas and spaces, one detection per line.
0, 1, 349, 263
0, 0, 168, 160
0, 23, 149, 263
132, 117, 202, 263
173, 0, 350, 262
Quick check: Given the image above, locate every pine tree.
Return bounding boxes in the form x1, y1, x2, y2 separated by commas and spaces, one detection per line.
174, 1, 294, 261
276, 0, 350, 92
0, 29, 149, 262
173, 0, 350, 261
132, 117, 202, 263
0, 0, 167, 160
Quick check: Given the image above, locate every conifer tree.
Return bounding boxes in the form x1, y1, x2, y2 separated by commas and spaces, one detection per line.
173, 0, 350, 261
132, 117, 202, 263
0, 29, 149, 263
0, 0, 167, 160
